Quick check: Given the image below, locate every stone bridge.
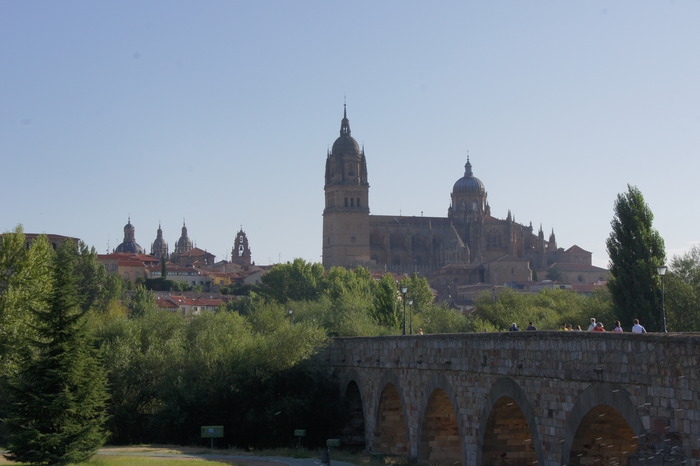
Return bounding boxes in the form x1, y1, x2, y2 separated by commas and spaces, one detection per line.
320, 332, 699, 465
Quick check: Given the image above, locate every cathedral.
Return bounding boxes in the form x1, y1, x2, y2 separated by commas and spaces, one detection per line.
322, 106, 605, 290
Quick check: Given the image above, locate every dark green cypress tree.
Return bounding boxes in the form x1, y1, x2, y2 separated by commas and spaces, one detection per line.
606, 185, 666, 331
4, 240, 109, 465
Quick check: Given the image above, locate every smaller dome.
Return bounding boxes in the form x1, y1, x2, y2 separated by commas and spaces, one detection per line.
453, 160, 485, 194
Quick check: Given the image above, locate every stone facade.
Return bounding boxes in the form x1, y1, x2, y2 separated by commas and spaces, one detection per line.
320, 332, 700, 465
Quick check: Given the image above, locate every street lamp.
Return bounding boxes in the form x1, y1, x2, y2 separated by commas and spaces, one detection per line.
657, 266, 667, 332
408, 299, 414, 334
288, 309, 294, 326
400, 286, 408, 335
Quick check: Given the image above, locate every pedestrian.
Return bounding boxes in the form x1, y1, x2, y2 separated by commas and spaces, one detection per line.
566, 324, 573, 331
613, 320, 623, 333
587, 318, 597, 331
631, 319, 647, 334
560, 323, 568, 331
526, 321, 537, 331
509, 322, 519, 332
418, 327, 424, 335
574, 325, 583, 331
593, 322, 605, 332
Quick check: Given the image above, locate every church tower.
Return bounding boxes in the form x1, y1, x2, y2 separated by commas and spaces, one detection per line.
231, 229, 252, 269
171, 220, 193, 263
150, 223, 169, 259
448, 158, 489, 262
322, 105, 371, 268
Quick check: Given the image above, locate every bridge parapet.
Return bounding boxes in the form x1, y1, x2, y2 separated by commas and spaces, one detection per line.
321, 332, 700, 465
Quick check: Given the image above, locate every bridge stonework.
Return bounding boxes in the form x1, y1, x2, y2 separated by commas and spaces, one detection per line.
321, 332, 700, 465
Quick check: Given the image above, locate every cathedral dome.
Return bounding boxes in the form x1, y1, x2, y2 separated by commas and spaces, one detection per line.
453, 160, 485, 194
115, 218, 145, 254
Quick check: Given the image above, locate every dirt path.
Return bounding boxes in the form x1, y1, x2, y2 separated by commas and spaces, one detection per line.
1, 446, 295, 465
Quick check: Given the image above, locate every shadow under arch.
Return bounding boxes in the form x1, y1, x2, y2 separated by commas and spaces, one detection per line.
560, 383, 645, 466
416, 373, 463, 464
340, 376, 366, 449
372, 370, 410, 456
476, 377, 543, 465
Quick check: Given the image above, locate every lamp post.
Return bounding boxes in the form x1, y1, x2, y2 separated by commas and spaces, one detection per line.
657, 266, 667, 332
288, 309, 294, 326
408, 299, 414, 334
400, 286, 408, 335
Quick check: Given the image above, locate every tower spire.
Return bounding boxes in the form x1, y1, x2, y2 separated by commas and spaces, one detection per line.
340, 103, 351, 136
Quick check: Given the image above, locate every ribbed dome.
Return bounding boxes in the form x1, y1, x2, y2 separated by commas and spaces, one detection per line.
115, 217, 145, 254
115, 241, 145, 254
453, 160, 485, 194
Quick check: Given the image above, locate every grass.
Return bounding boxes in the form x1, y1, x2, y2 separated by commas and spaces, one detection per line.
1, 444, 404, 465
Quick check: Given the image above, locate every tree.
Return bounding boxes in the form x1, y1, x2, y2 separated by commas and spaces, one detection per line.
74, 242, 109, 312
606, 185, 666, 331
4, 240, 109, 465
130, 284, 157, 318
545, 266, 563, 282
0, 227, 54, 444
0, 227, 53, 378
372, 274, 401, 329
667, 246, 700, 331
258, 259, 325, 303
399, 273, 434, 314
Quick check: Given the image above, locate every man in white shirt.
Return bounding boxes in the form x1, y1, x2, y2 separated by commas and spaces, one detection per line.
631, 319, 647, 334
587, 318, 597, 331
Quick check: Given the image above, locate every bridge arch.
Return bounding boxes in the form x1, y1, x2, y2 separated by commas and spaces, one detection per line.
477, 377, 543, 465
372, 370, 409, 456
341, 379, 366, 449
416, 373, 463, 463
561, 383, 645, 465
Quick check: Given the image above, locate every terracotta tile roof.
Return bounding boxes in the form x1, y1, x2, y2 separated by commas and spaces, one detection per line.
98, 253, 160, 264
156, 298, 179, 309
179, 247, 213, 257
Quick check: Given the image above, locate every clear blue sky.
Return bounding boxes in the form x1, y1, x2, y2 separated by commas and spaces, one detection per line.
2, 1, 699, 269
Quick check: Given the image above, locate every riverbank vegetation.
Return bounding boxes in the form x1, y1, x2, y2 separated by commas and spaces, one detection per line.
3, 218, 700, 458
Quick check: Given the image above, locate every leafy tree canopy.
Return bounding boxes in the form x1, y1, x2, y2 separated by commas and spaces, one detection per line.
606, 185, 666, 331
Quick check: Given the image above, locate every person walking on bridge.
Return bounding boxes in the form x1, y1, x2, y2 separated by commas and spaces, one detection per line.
587, 318, 597, 331
632, 319, 647, 333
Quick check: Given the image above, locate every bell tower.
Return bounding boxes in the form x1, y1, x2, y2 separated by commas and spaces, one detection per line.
322, 105, 371, 268
231, 228, 252, 269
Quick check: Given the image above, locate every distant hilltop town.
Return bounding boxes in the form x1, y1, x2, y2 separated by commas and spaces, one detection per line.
97, 219, 263, 292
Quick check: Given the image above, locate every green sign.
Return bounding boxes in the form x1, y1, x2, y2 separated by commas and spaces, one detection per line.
294, 429, 307, 437
326, 438, 340, 447
201, 426, 224, 438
